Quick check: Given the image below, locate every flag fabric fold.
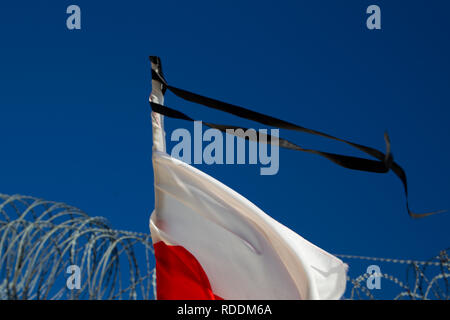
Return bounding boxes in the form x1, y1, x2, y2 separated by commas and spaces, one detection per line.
150, 150, 347, 299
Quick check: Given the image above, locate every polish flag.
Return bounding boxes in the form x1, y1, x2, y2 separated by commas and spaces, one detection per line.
149, 67, 347, 300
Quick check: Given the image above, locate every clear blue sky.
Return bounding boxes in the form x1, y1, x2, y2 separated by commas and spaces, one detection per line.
1, 1, 449, 298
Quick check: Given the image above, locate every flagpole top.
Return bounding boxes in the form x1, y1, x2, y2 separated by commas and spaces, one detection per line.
149, 56, 163, 73
149, 56, 166, 94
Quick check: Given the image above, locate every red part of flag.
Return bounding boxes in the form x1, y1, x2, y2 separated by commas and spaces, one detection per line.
154, 241, 223, 300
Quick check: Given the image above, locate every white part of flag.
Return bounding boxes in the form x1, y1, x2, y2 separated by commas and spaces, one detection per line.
150, 150, 347, 299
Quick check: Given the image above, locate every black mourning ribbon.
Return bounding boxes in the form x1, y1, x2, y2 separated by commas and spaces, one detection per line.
149, 56, 444, 218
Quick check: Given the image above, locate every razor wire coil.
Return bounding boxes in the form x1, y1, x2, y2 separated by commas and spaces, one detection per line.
0, 193, 154, 300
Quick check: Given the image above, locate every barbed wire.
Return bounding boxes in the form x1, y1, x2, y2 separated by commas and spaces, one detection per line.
0, 193, 448, 300
337, 250, 449, 299
335, 254, 444, 266
0, 193, 154, 300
